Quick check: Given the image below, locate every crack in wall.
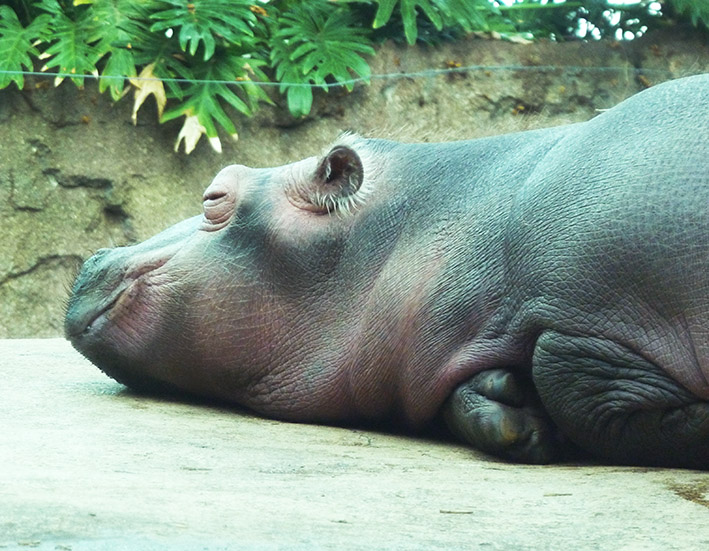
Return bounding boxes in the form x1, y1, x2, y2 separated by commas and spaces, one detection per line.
0, 255, 85, 288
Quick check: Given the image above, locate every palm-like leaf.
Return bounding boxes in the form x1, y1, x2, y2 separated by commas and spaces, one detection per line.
36, 0, 103, 86
162, 49, 271, 152
149, 0, 258, 60
271, 1, 374, 117
0, 6, 50, 88
372, 0, 495, 44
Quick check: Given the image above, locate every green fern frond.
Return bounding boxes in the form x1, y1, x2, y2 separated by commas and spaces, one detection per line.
149, 0, 258, 61
120, 7, 194, 101
270, 1, 374, 118
371, 0, 497, 44
0, 6, 51, 89
669, 0, 709, 27
162, 48, 271, 151
36, 0, 104, 86
87, 1, 153, 100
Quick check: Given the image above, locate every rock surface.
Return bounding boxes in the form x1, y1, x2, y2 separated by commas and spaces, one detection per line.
1, 339, 708, 550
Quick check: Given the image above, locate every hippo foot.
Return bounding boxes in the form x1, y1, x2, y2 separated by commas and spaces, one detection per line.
442, 368, 560, 464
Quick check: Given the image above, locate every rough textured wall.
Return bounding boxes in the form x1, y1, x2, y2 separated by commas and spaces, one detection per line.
1, 29, 707, 337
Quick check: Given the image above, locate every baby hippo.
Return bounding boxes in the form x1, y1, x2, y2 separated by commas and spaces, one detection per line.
66, 75, 709, 469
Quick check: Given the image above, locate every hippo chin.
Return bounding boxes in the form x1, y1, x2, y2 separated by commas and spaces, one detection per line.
66, 75, 709, 469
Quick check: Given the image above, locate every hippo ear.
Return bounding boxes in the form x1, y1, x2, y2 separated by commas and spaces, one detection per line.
307, 146, 364, 213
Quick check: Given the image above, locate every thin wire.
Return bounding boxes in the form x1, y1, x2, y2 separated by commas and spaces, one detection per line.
0, 63, 674, 89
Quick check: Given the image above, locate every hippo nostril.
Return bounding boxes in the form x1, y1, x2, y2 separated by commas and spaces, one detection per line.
203, 190, 227, 203
201, 165, 246, 231
202, 188, 235, 230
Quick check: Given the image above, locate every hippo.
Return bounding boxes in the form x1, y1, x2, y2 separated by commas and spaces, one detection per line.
66, 74, 709, 469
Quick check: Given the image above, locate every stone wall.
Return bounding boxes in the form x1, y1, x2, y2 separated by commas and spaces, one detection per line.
1, 28, 707, 337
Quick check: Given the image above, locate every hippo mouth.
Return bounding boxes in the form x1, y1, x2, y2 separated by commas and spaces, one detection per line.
66, 258, 170, 340
65, 252, 196, 397
72, 283, 127, 337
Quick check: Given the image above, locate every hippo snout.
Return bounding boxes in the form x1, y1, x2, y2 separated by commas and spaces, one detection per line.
65, 250, 171, 339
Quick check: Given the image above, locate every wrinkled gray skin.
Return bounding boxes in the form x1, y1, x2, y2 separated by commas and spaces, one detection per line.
66, 75, 709, 468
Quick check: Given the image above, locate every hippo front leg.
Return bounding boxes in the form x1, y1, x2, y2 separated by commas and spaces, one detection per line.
442, 368, 561, 464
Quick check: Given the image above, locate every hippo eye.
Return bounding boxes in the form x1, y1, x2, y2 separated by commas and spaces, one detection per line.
295, 145, 366, 214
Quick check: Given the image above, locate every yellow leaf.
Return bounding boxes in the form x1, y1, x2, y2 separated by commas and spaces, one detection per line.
129, 63, 166, 125
174, 114, 228, 155
174, 114, 207, 154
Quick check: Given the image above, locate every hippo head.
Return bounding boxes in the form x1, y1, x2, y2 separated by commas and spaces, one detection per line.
65, 135, 492, 426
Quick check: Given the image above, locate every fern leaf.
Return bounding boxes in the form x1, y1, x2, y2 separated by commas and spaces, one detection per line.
372, 0, 398, 29
37, 0, 103, 87
0, 7, 50, 89
270, 1, 374, 118
130, 62, 167, 124
370, 0, 496, 44
100, 47, 136, 100
162, 49, 270, 153
149, 0, 257, 61
670, 0, 709, 27
88, 0, 151, 100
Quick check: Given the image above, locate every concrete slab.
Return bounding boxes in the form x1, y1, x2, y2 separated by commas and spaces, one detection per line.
1, 339, 708, 550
